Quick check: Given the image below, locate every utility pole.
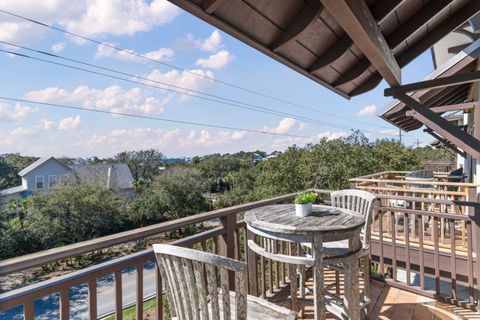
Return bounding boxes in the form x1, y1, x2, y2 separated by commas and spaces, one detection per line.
399, 129, 402, 145
416, 139, 420, 148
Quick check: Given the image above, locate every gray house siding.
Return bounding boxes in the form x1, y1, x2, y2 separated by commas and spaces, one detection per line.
23, 159, 71, 192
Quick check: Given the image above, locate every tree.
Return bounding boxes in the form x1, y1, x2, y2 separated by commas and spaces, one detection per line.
114, 149, 165, 181
131, 168, 211, 226
27, 181, 128, 246
0, 153, 38, 188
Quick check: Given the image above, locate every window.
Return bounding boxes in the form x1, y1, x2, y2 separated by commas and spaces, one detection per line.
35, 175, 44, 190
48, 175, 57, 188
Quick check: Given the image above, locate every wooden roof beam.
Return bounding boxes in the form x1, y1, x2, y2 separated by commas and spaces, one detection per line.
352, 0, 480, 97
385, 70, 480, 96
271, 1, 323, 52
423, 128, 466, 157
308, 0, 405, 73
395, 92, 480, 160
409, 102, 477, 115
320, 0, 401, 86
333, 0, 452, 87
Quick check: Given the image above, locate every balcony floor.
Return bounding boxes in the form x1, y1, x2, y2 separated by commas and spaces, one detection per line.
267, 270, 478, 320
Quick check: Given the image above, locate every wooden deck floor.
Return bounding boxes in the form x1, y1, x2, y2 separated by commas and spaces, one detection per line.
269, 271, 478, 320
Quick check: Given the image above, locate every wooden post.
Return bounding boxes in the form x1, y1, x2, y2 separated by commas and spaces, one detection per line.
246, 229, 258, 296
220, 214, 237, 290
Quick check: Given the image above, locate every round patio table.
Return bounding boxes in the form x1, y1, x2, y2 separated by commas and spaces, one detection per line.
244, 204, 365, 320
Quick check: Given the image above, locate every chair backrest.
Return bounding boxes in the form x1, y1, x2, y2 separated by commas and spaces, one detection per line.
330, 189, 376, 246
405, 169, 434, 179
153, 244, 248, 320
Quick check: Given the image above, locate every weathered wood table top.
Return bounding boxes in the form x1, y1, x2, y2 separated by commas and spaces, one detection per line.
244, 204, 364, 236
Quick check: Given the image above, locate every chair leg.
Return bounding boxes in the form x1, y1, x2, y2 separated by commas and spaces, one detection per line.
363, 256, 371, 319
289, 263, 298, 312
335, 270, 340, 297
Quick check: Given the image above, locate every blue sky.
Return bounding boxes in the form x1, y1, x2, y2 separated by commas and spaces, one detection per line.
0, 0, 433, 158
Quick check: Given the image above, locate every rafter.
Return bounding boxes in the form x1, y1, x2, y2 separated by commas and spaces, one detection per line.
333, 0, 451, 87
424, 128, 466, 157
412, 102, 476, 114
385, 70, 480, 96
320, 0, 400, 86
271, 0, 323, 52
308, 0, 403, 74
395, 92, 480, 160
352, 0, 480, 97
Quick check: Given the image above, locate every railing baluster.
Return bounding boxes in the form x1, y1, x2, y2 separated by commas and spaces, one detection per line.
450, 218, 457, 303
390, 211, 397, 281
378, 210, 384, 276
88, 279, 97, 320
60, 288, 70, 320
24, 301, 34, 320
404, 213, 410, 286
274, 240, 279, 290
155, 263, 163, 320
467, 221, 474, 306
268, 241, 273, 295
115, 270, 123, 320
433, 217, 440, 295
419, 214, 425, 290
136, 263, 144, 320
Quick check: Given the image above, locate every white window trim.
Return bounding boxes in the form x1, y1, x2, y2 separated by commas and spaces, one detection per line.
35, 175, 45, 190
48, 175, 57, 188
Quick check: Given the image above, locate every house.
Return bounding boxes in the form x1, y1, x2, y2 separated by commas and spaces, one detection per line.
0, 157, 71, 203
69, 163, 135, 199
0, 157, 135, 203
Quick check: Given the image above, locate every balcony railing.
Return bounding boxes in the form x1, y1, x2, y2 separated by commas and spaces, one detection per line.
422, 161, 458, 173
351, 171, 480, 310
1, 182, 480, 319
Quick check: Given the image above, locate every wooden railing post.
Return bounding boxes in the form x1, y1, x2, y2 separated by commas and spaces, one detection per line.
220, 214, 237, 290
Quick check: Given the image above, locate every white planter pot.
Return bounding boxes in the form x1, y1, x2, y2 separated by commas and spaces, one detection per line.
295, 203, 312, 217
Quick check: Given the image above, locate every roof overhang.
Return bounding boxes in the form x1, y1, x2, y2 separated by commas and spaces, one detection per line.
168, 0, 480, 98
378, 38, 480, 131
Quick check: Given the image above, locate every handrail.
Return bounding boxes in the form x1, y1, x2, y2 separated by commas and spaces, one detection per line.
0, 192, 302, 275
351, 177, 479, 187
0, 226, 222, 311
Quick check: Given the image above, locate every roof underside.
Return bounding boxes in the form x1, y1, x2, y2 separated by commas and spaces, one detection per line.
379, 38, 480, 131
169, 0, 480, 98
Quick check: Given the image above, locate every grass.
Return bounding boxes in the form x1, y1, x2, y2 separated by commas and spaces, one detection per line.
103, 294, 170, 320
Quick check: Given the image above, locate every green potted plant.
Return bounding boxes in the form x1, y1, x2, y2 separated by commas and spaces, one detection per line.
294, 192, 317, 217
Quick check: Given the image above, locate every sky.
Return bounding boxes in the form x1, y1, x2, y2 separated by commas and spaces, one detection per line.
0, 0, 435, 158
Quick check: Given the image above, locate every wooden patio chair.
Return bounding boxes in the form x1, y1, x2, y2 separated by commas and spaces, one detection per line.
153, 244, 297, 320
302, 189, 376, 316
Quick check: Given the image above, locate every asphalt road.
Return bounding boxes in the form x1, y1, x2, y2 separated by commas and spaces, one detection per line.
1, 261, 158, 320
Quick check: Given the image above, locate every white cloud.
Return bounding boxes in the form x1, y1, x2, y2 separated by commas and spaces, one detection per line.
378, 129, 398, 137
95, 43, 174, 62
0, 102, 37, 122
143, 68, 214, 101
175, 30, 223, 52
25, 85, 171, 115
264, 118, 297, 134
317, 131, 349, 140
58, 115, 81, 130
40, 118, 56, 130
0, 0, 179, 44
51, 42, 65, 53
88, 128, 181, 152
357, 104, 377, 117
195, 50, 234, 69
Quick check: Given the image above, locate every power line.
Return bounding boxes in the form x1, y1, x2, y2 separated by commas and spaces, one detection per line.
0, 47, 364, 132
0, 96, 317, 139
0, 8, 393, 130
0, 41, 353, 130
